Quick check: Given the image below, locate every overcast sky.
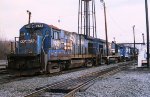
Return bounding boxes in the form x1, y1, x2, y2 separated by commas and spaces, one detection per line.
0, 0, 149, 43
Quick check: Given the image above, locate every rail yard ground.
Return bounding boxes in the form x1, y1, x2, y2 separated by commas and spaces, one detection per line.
0, 62, 150, 97
76, 65, 150, 97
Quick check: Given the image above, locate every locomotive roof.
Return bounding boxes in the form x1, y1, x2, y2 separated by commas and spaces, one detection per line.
48, 24, 75, 33
48, 25, 61, 30
22, 23, 107, 43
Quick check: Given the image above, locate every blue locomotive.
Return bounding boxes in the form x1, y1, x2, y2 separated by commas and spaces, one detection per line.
7, 23, 105, 74
107, 42, 138, 63
118, 45, 138, 61
7, 23, 138, 74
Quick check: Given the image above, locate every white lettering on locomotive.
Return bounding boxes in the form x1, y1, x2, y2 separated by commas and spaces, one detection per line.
35, 24, 43, 28
25, 24, 44, 28
20, 39, 36, 44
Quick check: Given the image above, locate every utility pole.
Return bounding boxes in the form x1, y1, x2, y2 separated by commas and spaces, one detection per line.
145, 0, 149, 68
133, 25, 135, 60
100, 0, 109, 64
27, 10, 31, 24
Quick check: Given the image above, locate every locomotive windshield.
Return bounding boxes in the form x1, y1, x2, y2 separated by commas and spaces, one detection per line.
19, 29, 43, 54
20, 30, 41, 44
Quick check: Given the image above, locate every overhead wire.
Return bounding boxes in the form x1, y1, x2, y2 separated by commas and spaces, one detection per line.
98, 0, 145, 43
98, 1, 130, 42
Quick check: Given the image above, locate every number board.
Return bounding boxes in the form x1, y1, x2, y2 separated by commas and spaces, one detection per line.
25, 24, 44, 29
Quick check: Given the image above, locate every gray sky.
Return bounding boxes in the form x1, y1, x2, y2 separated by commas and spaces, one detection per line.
0, 0, 149, 43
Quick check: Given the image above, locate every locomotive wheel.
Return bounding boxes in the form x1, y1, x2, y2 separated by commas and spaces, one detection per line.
47, 64, 61, 74
86, 60, 93, 67
60, 64, 66, 71
115, 59, 119, 63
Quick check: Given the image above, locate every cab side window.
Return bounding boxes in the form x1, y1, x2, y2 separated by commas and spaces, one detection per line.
53, 30, 60, 40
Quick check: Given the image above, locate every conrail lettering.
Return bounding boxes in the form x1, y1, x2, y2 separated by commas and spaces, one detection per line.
20, 39, 36, 43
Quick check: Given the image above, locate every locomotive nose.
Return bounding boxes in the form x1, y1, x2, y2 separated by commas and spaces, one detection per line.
19, 30, 43, 55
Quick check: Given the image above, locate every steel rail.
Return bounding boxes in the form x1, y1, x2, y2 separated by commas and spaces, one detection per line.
64, 67, 123, 97
24, 78, 74, 97
24, 61, 133, 97
64, 61, 133, 97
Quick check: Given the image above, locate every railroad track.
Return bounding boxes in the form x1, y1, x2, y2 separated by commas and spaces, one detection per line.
0, 64, 105, 85
24, 61, 133, 97
0, 74, 30, 84
65, 65, 124, 97
0, 71, 38, 84
0, 65, 90, 85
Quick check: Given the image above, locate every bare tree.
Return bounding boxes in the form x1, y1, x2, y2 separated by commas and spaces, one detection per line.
0, 40, 11, 59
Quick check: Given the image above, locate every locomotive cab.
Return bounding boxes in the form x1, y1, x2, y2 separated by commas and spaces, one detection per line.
7, 23, 50, 74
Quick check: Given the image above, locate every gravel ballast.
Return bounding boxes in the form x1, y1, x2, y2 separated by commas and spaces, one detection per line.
0, 64, 118, 97
76, 67, 150, 97
2, 62, 146, 97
